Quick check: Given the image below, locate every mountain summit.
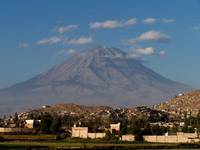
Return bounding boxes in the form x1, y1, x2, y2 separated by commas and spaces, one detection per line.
0, 46, 191, 114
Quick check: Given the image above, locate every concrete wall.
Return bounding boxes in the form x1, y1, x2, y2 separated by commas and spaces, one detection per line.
87, 133, 105, 139
95, 133, 106, 138
121, 134, 135, 141
88, 133, 96, 139
144, 135, 157, 142
143, 134, 200, 143
144, 135, 178, 143
71, 127, 105, 139
177, 132, 197, 138
0, 128, 33, 134
72, 127, 88, 139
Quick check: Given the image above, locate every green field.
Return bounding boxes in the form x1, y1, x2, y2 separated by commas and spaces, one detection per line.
0, 134, 56, 140
1, 141, 200, 149
1, 135, 200, 149
0, 142, 183, 149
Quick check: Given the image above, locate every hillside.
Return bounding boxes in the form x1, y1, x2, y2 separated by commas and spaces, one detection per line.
19, 103, 170, 124
154, 90, 200, 117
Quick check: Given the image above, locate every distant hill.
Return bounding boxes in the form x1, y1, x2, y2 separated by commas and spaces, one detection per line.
0, 46, 192, 115
154, 90, 200, 117
31, 103, 112, 116
22, 103, 170, 123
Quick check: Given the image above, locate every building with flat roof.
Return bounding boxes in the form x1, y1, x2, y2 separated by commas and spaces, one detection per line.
110, 122, 120, 133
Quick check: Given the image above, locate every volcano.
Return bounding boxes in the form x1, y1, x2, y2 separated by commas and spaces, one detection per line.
0, 46, 191, 114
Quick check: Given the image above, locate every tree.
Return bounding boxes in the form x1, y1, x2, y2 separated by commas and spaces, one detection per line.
13, 112, 19, 127
182, 116, 199, 133
0, 118, 4, 127
50, 117, 61, 134
61, 115, 71, 128
120, 118, 127, 135
151, 125, 168, 135
40, 113, 53, 134
104, 130, 118, 140
127, 117, 150, 141
27, 113, 34, 119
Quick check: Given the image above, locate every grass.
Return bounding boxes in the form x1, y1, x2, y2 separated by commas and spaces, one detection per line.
1, 135, 200, 149
0, 141, 200, 149
0, 134, 56, 140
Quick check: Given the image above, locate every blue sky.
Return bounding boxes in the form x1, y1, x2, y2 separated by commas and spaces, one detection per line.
0, 0, 200, 89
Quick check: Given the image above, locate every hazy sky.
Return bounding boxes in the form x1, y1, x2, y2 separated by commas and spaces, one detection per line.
0, 0, 200, 89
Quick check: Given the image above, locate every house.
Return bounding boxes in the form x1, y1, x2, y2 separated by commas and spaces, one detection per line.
25, 119, 41, 129
42, 105, 50, 109
25, 120, 34, 128
110, 122, 120, 133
